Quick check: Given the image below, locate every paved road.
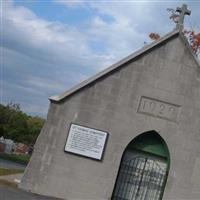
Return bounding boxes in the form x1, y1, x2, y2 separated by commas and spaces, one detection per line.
0, 185, 61, 200
0, 159, 26, 170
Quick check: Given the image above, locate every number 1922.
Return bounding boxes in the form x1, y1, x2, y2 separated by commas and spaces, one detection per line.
138, 97, 179, 121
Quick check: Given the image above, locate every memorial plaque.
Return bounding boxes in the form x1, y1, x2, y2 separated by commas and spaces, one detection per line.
138, 96, 181, 122
65, 123, 108, 160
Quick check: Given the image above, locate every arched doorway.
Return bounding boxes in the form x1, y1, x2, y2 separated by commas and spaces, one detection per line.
111, 131, 170, 200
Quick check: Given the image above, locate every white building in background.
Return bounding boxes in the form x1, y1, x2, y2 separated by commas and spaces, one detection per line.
0, 136, 14, 154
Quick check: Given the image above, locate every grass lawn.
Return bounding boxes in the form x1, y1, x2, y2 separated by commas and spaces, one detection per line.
0, 154, 31, 165
0, 168, 24, 176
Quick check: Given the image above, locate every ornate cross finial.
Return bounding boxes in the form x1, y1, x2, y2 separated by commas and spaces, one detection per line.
176, 4, 191, 31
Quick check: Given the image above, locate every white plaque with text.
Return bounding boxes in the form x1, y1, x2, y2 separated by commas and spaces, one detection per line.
65, 124, 108, 160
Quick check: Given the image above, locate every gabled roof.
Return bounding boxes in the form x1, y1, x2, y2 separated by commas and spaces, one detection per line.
49, 29, 200, 102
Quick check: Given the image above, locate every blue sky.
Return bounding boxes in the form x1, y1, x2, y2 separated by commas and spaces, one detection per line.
1, 0, 200, 117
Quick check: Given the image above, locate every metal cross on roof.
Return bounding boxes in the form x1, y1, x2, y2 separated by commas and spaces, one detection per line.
176, 4, 191, 30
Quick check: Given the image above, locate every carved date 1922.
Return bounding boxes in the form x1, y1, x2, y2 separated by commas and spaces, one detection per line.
138, 97, 180, 122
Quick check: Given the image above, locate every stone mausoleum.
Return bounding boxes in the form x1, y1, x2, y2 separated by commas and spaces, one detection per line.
20, 5, 200, 200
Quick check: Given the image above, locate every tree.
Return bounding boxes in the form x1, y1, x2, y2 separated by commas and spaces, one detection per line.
149, 33, 160, 41
183, 30, 200, 55
0, 103, 45, 145
148, 30, 200, 57
27, 116, 45, 145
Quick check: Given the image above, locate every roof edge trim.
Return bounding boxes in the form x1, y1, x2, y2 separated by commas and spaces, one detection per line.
49, 30, 181, 102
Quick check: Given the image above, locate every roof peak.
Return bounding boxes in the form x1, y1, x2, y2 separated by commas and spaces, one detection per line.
50, 30, 199, 102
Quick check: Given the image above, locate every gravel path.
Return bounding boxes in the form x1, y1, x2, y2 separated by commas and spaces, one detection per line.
0, 185, 62, 200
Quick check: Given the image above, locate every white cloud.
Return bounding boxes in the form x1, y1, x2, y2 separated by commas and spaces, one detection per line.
2, 0, 200, 116
55, 0, 86, 8
27, 76, 66, 91
22, 103, 49, 117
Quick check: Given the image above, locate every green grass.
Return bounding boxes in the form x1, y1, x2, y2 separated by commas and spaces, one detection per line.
0, 154, 31, 165
0, 168, 24, 176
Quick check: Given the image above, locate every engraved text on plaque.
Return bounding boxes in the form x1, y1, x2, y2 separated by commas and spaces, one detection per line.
65, 123, 108, 160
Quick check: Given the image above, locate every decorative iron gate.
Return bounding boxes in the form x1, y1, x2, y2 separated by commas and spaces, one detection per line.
112, 151, 167, 200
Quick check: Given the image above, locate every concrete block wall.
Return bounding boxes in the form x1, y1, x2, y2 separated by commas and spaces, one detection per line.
20, 35, 200, 200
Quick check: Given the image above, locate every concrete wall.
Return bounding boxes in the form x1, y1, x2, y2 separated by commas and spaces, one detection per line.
20, 35, 200, 200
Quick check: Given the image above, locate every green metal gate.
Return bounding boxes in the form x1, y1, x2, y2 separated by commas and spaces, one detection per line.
112, 151, 167, 200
